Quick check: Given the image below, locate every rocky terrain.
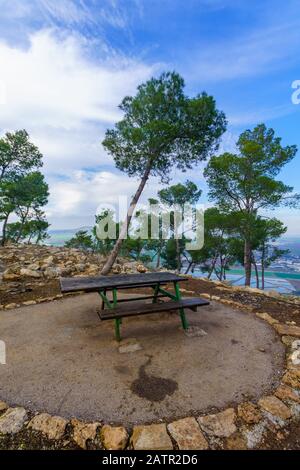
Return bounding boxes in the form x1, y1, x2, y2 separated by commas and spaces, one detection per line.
0, 244, 147, 308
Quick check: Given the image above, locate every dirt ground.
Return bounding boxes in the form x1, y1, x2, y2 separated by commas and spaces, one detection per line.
0, 293, 284, 426
1, 272, 300, 449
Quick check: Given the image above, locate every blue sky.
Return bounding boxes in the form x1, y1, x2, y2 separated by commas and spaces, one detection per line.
0, 0, 299, 233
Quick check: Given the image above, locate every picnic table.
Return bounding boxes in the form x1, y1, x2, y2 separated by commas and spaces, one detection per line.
60, 271, 209, 341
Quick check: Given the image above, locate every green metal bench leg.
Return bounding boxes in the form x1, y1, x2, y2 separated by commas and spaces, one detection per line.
174, 281, 189, 330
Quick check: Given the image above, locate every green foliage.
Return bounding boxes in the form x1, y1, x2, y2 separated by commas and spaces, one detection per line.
65, 230, 94, 251
158, 180, 202, 208
11, 172, 49, 220
204, 124, 298, 285
0, 130, 48, 246
204, 124, 298, 212
92, 209, 119, 256
6, 216, 50, 244
103, 72, 226, 184
0, 129, 43, 181
161, 238, 183, 270
184, 208, 240, 279
157, 180, 202, 271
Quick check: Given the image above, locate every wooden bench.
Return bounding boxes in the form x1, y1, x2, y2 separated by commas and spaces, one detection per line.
60, 272, 210, 341
99, 297, 209, 320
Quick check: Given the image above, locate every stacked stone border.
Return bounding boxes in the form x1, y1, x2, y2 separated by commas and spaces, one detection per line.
0, 292, 300, 450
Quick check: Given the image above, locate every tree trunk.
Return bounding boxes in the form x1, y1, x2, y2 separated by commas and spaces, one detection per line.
253, 259, 260, 289
156, 249, 161, 269
185, 260, 193, 274
175, 237, 181, 273
1, 215, 9, 246
207, 255, 218, 279
244, 239, 252, 286
101, 163, 152, 275
261, 245, 265, 290
15, 211, 29, 243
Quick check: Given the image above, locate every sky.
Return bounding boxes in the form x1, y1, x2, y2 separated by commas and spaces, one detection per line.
0, 0, 299, 234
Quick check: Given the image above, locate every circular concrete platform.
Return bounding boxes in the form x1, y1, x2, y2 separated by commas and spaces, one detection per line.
0, 293, 285, 425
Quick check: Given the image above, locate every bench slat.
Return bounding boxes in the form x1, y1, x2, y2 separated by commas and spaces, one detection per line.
99, 297, 209, 320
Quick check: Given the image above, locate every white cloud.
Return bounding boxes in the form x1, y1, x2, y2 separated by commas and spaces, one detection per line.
0, 29, 157, 130
46, 169, 163, 227
0, 29, 162, 226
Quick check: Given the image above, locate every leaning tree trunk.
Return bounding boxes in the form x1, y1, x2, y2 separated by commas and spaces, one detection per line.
101, 163, 152, 275
244, 238, 252, 286
185, 260, 193, 274
1, 215, 9, 246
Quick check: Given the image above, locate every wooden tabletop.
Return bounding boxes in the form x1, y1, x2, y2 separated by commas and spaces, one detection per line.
60, 271, 187, 293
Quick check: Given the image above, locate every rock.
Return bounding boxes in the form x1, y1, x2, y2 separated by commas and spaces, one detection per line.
200, 293, 210, 300
274, 324, 300, 338
211, 295, 220, 301
198, 408, 237, 438
291, 350, 300, 366
101, 424, 128, 450
292, 340, 300, 350
20, 268, 41, 278
242, 421, 266, 449
71, 419, 100, 449
282, 370, 300, 389
0, 407, 27, 434
281, 336, 299, 347
42, 256, 54, 266
3, 273, 20, 281
0, 401, 8, 412
27, 263, 40, 271
22, 300, 37, 306
237, 402, 262, 424
275, 385, 300, 404
44, 268, 59, 279
136, 264, 147, 273
225, 432, 247, 450
184, 326, 207, 338
118, 338, 142, 354
245, 287, 264, 295
4, 303, 19, 309
167, 417, 208, 450
130, 424, 173, 450
256, 312, 279, 326
112, 264, 122, 274
265, 289, 281, 298
28, 413, 68, 440
259, 396, 292, 421
61, 267, 73, 276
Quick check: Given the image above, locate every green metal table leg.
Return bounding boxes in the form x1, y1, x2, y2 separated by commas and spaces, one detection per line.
152, 283, 160, 303
174, 281, 189, 330
99, 288, 121, 341
115, 318, 121, 342
112, 288, 122, 341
